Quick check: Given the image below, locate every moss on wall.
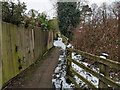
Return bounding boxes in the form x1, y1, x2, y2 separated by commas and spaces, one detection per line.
47, 31, 53, 50
0, 21, 2, 89
1, 22, 53, 88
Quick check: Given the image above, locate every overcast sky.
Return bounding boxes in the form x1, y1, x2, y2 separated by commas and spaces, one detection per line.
14, 0, 117, 19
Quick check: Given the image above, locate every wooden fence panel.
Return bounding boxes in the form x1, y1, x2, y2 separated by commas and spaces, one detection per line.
0, 21, 2, 89
67, 48, 120, 70
68, 76, 81, 89
1, 22, 53, 87
62, 34, 120, 89
70, 68, 97, 89
67, 57, 120, 88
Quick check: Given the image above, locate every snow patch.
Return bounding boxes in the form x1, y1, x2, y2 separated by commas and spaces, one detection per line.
102, 53, 109, 56
54, 40, 66, 50
100, 56, 106, 59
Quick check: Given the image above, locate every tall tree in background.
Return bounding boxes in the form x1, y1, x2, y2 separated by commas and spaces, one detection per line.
57, 2, 80, 40
73, 1, 119, 61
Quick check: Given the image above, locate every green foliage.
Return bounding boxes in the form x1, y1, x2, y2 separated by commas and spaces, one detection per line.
24, 11, 56, 31
2, 1, 56, 32
2, 1, 27, 25
28, 9, 38, 19
37, 13, 56, 31
48, 19, 56, 39
57, 2, 81, 40
24, 15, 31, 28
48, 19, 56, 31
37, 13, 49, 30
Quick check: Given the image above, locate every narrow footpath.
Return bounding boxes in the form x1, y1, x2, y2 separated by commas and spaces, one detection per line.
5, 47, 61, 89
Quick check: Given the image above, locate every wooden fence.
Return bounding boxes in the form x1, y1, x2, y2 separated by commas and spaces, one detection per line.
0, 22, 1, 66
1, 22, 53, 88
66, 47, 120, 89
61, 35, 68, 45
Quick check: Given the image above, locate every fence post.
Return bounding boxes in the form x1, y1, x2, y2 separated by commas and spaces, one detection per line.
66, 47, 72, 76
99, 53, 109, 88
66, 47, 69, 75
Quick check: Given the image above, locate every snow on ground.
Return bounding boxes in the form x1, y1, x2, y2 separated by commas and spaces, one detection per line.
71, 53, 99, 88
52, 54, 75, 88
52, 38, 75, 88
100, 56, 106, 59
54, 38, 66, 50
116, 81, 120, 84
52, 37, 99, 88
102, 53, 109, 56
52, 37, 120, 88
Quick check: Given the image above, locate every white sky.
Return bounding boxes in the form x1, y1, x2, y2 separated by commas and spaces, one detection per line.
8, 0, 118, 19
